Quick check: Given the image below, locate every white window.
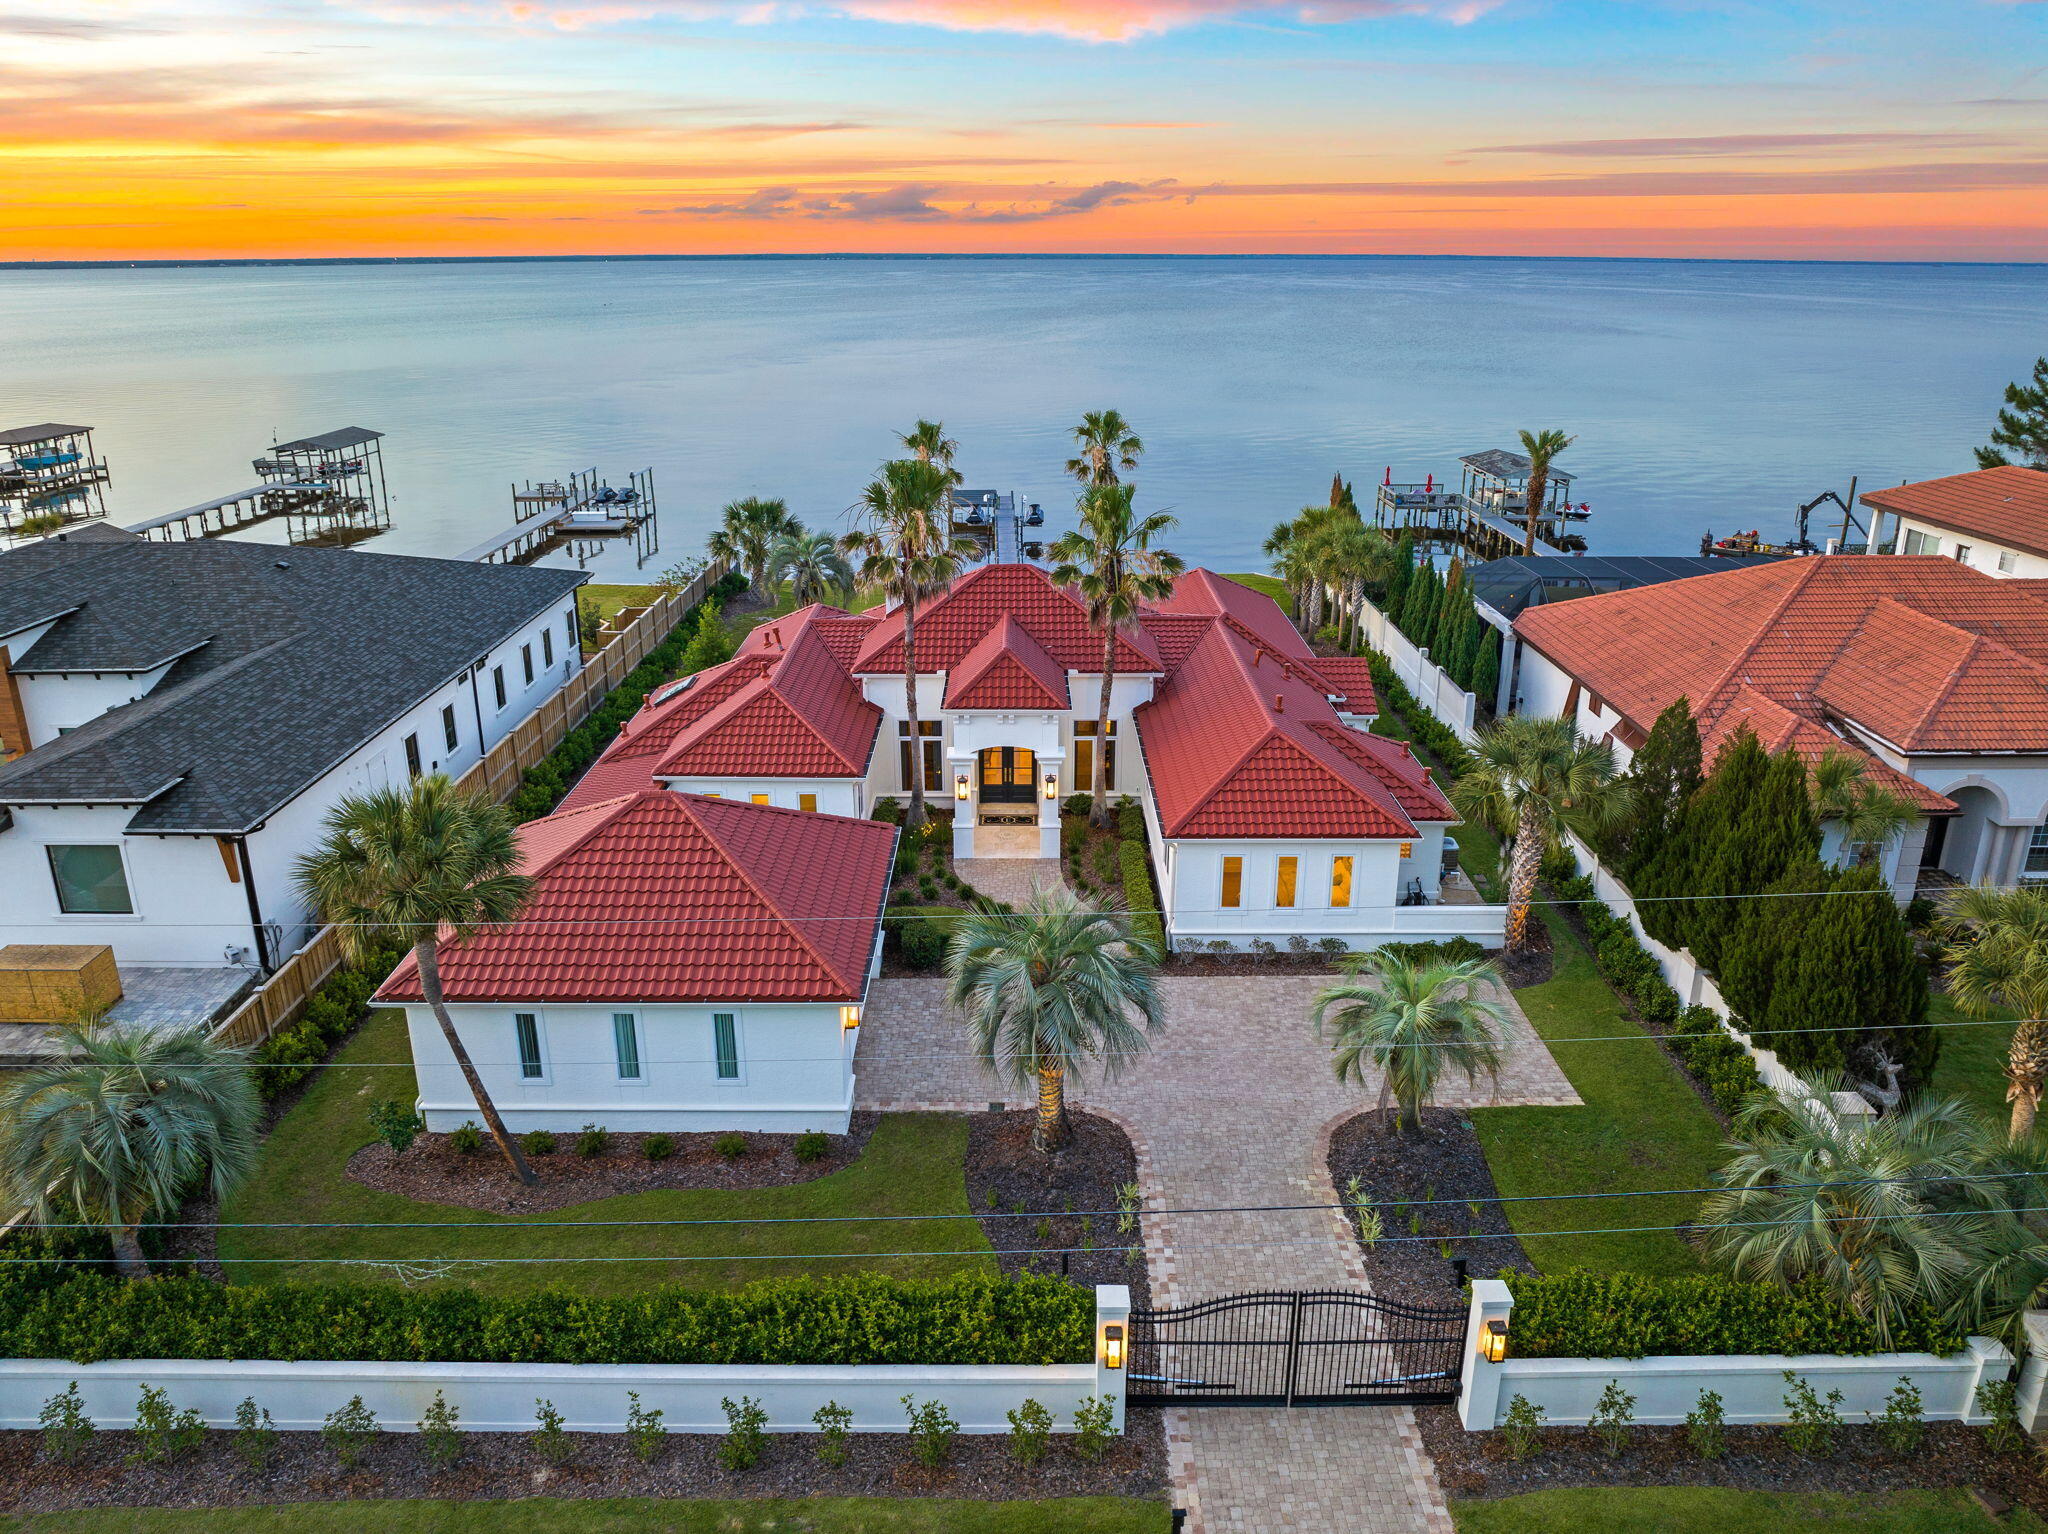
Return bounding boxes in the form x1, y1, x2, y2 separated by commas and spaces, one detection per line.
1902, 529, 1939, 556
513, 1012, 548, 1081
542, 628, 555, 668
493, 666, 508, 710
48, 844, 133, 914
2026, 825, 2048, 879
521, 644, 535, 686
1954, 544, 1973, 565
711, 1011, 742, 1082
2000, 549, 2019, 574
612, 1012, 643, 1081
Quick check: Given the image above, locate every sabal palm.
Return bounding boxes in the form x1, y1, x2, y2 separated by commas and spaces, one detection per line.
898, 419, 963, 489
842, 458, 980, 829
1451, 714, 1631, 953
1938, 884, 2048, 1138
1049, 483, 1183, 826
708, 496, 800, 605
1315, 954, 1509, 1132
1516, 429, 1575, 556
296, 775, 538, 1185
1811, 750, 1915, 868
772, 530, 853, 610
1066, 409, 1144, 489
0, 1021, 261, 1277
1700, 1080, 2009, 1347
947, 884, 1165, 1153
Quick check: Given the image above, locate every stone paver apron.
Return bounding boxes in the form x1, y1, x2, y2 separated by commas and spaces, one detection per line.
857, 972, 1577, 1534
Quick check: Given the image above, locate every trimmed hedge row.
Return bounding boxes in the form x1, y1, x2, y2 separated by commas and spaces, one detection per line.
1118, 840, 1164, 958
0, 1271, 1094, 1368
507, 571, 748, 823
248, 939, 408, 1102
1503, 1271, 1965, 1360
1357, 648, 1476, 776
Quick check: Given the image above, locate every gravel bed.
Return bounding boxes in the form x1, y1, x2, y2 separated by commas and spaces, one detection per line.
1417, 1408, 2042, 1516
344, 1115, 879, 1213
0, 1419, 1164, 1513
1326, 1108, 1534, 1312
965, 1109, 1149, 1308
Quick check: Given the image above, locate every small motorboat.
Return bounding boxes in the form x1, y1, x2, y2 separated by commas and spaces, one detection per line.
1023, 503, 1044, 527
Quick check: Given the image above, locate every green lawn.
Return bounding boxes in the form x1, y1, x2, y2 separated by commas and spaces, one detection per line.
0, 1499, 1167, 1534
219, 1010, 993, 1296
1468, 907, 1725, 1277
1452, 1487, 2042, 1534
578, 582, 664, 630
1927, 986, 2016, 1122
1221, 571, 1293, 614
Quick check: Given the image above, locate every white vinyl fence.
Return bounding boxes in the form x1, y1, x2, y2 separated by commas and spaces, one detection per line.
0, 1288, 1129, 1438
1457, 1280, 2012, 1431
1342, 593, 1479, 744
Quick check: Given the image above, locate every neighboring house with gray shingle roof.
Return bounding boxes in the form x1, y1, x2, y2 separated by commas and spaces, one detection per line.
0, 526, 587, 972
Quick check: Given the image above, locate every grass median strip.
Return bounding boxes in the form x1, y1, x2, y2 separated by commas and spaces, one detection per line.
1451, 1487, 2042, 1534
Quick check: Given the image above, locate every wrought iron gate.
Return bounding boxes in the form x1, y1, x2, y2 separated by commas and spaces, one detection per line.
1126, 1290, 1465, 1407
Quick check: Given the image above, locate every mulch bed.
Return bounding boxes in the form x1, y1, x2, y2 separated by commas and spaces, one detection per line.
0, 1419, 1165, 1514
965, 1109, 1149, 1308
1326, 1108, 1534, 1312
344, 1116, 880, 1214
1417, 1409, 2043, 1516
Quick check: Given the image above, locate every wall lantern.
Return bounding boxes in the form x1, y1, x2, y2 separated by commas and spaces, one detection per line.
1043, 772, 1059, 800
1101, 1323, 1125, 1371
1479, 1319, 1508, 1365
955, 772, 970, 801
840, 1005, 863, 1031
1399, 841, 1414, 860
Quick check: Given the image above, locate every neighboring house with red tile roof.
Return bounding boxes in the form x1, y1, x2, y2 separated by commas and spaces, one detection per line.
1512, 553, 2048, 897
1864, 467, 2048, 578
374, 791, 896, 1133
555, 561, 1500, 953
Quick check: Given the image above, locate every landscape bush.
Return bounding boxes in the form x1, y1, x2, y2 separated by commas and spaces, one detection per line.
1357, 649, 1476, 776
0, 1272, 1094, 1368
248, 939, 408, 1103
1502, 1272, 1964, 1360
885, 906, 952, 972
1117, 841, 1165, 958
1375, 937, 1487, 968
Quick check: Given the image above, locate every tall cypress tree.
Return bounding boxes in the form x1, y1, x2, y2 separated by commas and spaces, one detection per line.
1383, 531, 1417, 619
1620, 697, 1703, 877
1977, 355, 2048, 470
1686, 744, 1819, 972
1471, 627, 1502, 711
1719, 855, 1831, 1050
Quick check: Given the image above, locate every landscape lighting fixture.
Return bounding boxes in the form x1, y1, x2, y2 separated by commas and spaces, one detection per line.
1479, 1320, 1508, 1364
955, 772, 970, 801
1101, 1324, 1125, 1370
1043, 772, 1059, 800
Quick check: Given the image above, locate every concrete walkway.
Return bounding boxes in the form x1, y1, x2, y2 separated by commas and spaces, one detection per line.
856, 972, 1577, 1533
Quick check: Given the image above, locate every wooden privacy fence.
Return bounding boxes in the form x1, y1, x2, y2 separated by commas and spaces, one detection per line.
207, 563, 726, 1051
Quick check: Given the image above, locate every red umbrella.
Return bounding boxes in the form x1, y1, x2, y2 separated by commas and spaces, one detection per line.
1424, 473, 1434, 494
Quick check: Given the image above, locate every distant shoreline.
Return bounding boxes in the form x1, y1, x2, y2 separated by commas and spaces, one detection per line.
4, 252, 2042, 271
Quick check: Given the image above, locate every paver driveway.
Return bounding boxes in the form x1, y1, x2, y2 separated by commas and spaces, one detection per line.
855, 970, 1578, 1534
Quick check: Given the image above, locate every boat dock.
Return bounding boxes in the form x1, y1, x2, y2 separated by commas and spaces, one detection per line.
951, 488, 1048, 566
1, 423, 111, 535
128, 427, 392, 548
462, 468, 659, 567
1373, 448, 1586, 559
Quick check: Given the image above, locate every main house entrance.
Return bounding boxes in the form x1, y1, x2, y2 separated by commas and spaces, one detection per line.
977, 746, 1037, 807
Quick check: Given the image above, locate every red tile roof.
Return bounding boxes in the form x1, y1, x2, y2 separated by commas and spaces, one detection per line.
943, 615, 1070, 710
852, 563, 1160, 676
1861, 467, 2048, 559
375, 791, 897, 1004
1304, 657, 1379, 715
1701, 687, 1953, 814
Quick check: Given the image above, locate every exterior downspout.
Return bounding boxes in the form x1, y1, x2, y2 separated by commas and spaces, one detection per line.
468, 660, 487, 758
231, 835, 271, 972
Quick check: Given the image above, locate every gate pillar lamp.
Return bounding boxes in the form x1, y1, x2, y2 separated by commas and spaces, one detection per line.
1100, 1323, 1125, 1371
955, 771, 970, 801
1479, 1319, 1508, 1364
1043, 770, 1059, 800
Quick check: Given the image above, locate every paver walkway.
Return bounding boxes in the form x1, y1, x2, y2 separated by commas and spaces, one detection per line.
955, 855, 1066, 907
856, 971, 1577, 1533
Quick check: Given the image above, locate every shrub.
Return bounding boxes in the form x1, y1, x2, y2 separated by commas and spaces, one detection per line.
719, 1395, 769, 1471
1874, 1377, 1923, 1456
1073, 1394, 1117, 1463
130, 1383, 205, 1464
368, 1099, 425, 1155
641, 1133, 676, 1162
813, 1399, 853, 1466
1782, 1371, 1843, 1456
1500, 1394, 1544, 1460
1118, 841, 1164, 958
1287, 934, 1313, 962
1006, 1397, 1052, 1466
715, 1133, 747, 1162
899, 917, 948, 972
1115, 801, 1144, 842
232, 1396, 278, 1470
1249, 938, 1279, 963
521, 1130, 557, 1157
418, 1390, 462, 1467
624, 1391, 666, 1464
322, 1395, 380, 1469
1063, 794, 1093, 818
1979, 1378, 2025, 1455
793, 1131, 830, 1164
530, 1397, 574, 1464
1376, 937, 1486, 967
1316, 937, 1349, 962
1685, 1389, 1725, 1461
574, 1124, 610, 1158
903, 1394, 958, 1468
872, 798, 904, 825
449, 1122, 484, 1155
38, 1382, 93, 1464
1592, 1379, 1635, 1459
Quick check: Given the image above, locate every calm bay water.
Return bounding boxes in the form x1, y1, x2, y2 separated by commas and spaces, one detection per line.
3, 256, 2044, 581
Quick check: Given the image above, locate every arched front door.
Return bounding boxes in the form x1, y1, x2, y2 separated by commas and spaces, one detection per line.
978, 746, 1037, 805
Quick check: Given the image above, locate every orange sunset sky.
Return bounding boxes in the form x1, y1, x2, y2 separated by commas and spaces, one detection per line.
3, 0, 2046, 261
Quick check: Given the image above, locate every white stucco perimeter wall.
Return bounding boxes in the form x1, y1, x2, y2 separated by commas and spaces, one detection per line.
1342, 594, 1478, 743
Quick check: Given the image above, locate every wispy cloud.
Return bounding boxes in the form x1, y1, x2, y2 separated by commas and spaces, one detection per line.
653, 175, 1185, 219
1465, 131, 2010, 158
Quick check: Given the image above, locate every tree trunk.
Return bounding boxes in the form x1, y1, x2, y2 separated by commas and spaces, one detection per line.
1090, 630, 1117, 828
903, 594, 927, 831
111, 1221, 150, 1279
1504, 804, 1547, 954
1034, 1061, 1068, 1153
2007, 1020, 2048, 1139
1376, 1074, 1394, 1134
418, 939, 535, 1186
1523, 466, 1547, 556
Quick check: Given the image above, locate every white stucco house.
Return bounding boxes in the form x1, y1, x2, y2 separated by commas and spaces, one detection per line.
0, 524, 587, 1003
1511, 549, 2048, 899
1863, 465, 2048, 578
562, 560, 1504, 953
374, 790, 898, 1133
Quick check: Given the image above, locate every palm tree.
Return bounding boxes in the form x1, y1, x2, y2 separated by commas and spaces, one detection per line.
708, 496, 801, 606
1049, 484, 1184, 827
1451, 714, 1632, 953
0, 1021, 261, 1277
898, 419, 964, 490
1314, 953, 1510, 1133
1938, 884, 2048, 1139
1516, 429, 1575, 556
1699, 1079, 2009, 1347
842, 459, 981, 830
1810, 750, 1916, 868
296, 775, 538, 1185
771, 530, 854, 610
1323, 517, 1396, 652
1066, 410, 1144, 489
947, 885, 1164, 1153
